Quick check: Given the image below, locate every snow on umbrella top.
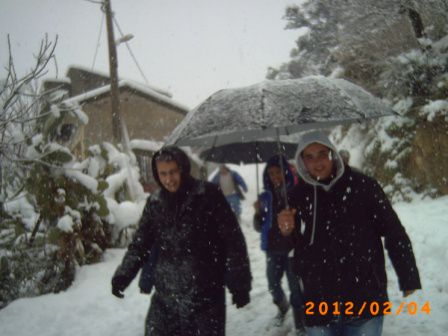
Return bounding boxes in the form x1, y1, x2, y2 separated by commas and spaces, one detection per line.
166, 76, 397, 147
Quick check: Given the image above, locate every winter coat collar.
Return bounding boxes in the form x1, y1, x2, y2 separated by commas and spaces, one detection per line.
151, 177, 206, 217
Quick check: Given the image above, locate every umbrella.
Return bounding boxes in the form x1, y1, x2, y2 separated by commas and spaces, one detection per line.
166, 75, 397, 206
166, 75, 397, 147
199, 140, 298, 164
199, 140, 299, 194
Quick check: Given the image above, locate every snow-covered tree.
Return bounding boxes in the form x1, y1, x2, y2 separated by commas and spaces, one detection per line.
342, 34, 448, 201
269, 1, 448, 200
0, 36, 146, 307
269, 0, 448, 87
1, 36, 57, 207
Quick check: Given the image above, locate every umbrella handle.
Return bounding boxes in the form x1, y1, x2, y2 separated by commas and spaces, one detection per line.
276, 129, 290, 209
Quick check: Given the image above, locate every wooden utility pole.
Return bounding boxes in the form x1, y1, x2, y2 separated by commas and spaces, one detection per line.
102, 0, 138, 202
103, 0, 122, 143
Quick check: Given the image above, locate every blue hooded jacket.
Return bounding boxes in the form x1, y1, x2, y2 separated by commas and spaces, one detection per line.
256, 155, 296, 251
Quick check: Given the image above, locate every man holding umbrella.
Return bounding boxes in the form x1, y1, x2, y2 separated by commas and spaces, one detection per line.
278, 131, 421, 336
164, 75, 409, 335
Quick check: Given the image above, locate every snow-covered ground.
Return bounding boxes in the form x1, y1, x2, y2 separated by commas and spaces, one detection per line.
1, 164, 447, 336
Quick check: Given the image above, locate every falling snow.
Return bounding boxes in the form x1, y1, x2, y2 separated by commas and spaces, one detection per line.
0, 165, 447, 335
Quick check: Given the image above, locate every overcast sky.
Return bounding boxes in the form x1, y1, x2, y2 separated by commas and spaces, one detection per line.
0, 0, 301, 108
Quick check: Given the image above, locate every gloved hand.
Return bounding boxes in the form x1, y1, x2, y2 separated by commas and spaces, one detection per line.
111, 275, 128, 298
232, 291, 250, 308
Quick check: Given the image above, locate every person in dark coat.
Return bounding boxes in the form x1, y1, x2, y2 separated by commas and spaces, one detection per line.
253, 155, 306, 335
111, 146, 252, 336
278, 131, 421, 336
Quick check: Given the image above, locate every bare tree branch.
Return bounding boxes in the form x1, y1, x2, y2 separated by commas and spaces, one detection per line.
1, 35, 60, 202
2, 35, 58, 112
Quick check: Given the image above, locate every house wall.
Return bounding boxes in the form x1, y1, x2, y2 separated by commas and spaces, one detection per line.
61, 67, 203, 181
42, 79, 72, 96
67, 68, 110, 96
80, 89, 185, 147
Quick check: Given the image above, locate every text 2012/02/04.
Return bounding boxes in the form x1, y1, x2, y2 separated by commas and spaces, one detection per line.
305, 301, 431, 316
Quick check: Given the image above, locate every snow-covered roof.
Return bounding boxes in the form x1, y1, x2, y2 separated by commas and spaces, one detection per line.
129, 139, 163, 152
44, 77, 72, 84
63, 79, 189, 113
66, 64, 172, 98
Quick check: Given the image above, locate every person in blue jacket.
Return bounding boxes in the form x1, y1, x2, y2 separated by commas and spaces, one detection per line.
211, 165, 248, 221
253, 155, 306, 335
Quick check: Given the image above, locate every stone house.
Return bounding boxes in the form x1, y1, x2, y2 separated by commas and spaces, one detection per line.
43, 66, 199, 192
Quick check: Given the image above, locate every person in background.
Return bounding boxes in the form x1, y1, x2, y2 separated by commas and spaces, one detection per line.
211, 164, 248, 221
278, 130, 421, 336
253, 155, 306, 336
111, 146, 252, 336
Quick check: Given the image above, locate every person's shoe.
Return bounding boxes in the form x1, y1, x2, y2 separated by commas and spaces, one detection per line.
273, 310, 288, 327
273, 299, 290, 326
295, 327, 307, 336
292, 307, 306, 333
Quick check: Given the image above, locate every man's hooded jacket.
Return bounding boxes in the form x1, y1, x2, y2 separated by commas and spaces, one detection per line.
112, 146, 252, 336
288, 131, 421, 327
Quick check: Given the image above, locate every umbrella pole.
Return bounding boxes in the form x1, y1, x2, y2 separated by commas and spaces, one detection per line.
256, 162, 260, 195
255, 141, 260, 195
276, 129, 289, 209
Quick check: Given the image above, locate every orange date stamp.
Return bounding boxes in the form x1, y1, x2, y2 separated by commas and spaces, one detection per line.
305, 301, 431, 316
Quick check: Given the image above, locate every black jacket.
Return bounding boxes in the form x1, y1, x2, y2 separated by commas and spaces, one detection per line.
288, 167, 421, 326
113, 147, 251, 336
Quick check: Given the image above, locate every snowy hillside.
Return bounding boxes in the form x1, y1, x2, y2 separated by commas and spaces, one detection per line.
0, 164, 447, 336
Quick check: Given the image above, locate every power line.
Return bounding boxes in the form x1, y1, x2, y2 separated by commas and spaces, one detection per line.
88, 1, 150, 85
91, 10, 105, 70
82, 0, 103, 4
113, 16, 150, 85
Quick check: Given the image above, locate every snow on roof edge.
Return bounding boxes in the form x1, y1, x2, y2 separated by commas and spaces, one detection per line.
63, 80, 189, 113
66, 64, 173, 97
43, 77, 72, 84
129, 139, 164, 152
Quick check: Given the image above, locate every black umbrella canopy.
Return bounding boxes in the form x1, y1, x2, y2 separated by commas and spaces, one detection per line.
199, 140, 298, 164
166, 76, 397, 147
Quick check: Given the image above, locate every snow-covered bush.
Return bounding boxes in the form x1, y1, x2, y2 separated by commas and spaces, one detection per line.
1, 95, 150, 307
1, 38, 146, 307
79, 142, 147, 247
0, 88, 111, 306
